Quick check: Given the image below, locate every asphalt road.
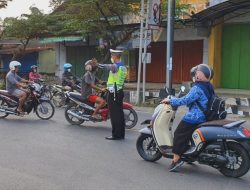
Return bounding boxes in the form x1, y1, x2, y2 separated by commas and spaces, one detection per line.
0, 108, 250, 190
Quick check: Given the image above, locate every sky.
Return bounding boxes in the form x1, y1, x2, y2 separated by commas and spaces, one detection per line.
0, 0, 51, 19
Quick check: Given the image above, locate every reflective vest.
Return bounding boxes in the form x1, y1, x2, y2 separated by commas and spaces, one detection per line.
107, 65, 127, 92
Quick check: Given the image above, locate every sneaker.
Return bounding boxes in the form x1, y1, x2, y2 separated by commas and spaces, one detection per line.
90, 114, 102, 121
169, 160, 184, 172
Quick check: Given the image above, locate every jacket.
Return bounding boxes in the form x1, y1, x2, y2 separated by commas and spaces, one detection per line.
170, 82, 214, 124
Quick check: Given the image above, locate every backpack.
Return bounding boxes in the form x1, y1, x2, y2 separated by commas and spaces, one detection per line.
195, 84, 227, 121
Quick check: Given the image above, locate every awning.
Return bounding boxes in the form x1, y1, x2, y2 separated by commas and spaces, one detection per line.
191, 0, 250, 25
0, 47, 53, 55
39, 36, 86, 44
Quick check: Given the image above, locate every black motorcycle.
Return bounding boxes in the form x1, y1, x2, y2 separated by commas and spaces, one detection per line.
0, 83, 55, 120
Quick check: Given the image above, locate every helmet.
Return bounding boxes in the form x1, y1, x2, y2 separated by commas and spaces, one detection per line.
9, 61, 21, 70
84, 59, 98, 72
64, 63, 72, 70
84, 60, 92, 71
190, 66, 198, 79
196, 64, 214, 80
30, 65, 38, 69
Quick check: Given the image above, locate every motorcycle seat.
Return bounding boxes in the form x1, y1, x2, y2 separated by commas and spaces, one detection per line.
69, 92, 87, 103
0, 90, 19, 102
199, 119, 246, 129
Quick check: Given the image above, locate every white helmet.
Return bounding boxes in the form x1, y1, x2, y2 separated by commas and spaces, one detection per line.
84, 60, 92, 71
9, 61, 21, 70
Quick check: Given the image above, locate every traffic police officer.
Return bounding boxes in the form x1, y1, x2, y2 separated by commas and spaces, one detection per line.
99, 49, 127, 140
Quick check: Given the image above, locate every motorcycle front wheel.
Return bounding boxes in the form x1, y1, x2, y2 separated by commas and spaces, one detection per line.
136, 134, 162, 162
65, 104, 85, 125
123, 107, 138, 129
219, 142, 250, 178
43, 88, 52, 100
36, 101, 55, 120
0, 99, 9, 119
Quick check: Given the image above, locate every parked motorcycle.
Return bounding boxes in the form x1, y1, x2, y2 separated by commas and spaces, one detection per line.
0, 83, 55, 120
136, 87, 250, 178
51, 78, 81, 108
64, 91, 138, 129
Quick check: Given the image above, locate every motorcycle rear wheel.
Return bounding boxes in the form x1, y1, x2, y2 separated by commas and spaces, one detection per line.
136, 134, 162, 162
123, 107, 138, 129
65, 104, 85, 125
0, 99, 9, 119
220, 142, 250, 178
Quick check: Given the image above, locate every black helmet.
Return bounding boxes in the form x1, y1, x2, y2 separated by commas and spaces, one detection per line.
196, 64, 214, 80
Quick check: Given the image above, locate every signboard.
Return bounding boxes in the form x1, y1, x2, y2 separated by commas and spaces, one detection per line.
148, 0, 161, 30
39, 36, 85, 44
142, 53, 152, 64
132, 30, 152, 48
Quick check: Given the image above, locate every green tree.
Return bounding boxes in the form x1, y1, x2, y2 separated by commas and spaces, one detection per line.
2, 7, 49, 59
49, 0, 64, 10
48, 0, 189, 60
2, 0, 190, 61
47, 0, 141, 60
162, 0, 190, 19
0, 0, 12, 9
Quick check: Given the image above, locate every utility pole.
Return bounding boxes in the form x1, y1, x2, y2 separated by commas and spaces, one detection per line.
136, 0, 145, 104
166, 0, 175, 94
142, 0, 150, 103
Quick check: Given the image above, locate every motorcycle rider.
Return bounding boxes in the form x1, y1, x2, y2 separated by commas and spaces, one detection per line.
162, 64, 214, 172
81, 58, 106, 120
29, 65, 42, 82
6, 61, 31, 113
62, 63, 75, 91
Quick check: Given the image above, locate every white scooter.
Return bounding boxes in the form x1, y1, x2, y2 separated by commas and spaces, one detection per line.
136, 87, 250, 178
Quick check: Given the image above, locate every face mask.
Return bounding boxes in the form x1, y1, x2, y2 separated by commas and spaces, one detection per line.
67, 69, 71, 72
111, 58, 115, 63
34, 69, 37, 73
192, 77, 196, 83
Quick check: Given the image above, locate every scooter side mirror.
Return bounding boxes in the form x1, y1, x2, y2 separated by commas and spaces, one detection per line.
181, 86, 186, 92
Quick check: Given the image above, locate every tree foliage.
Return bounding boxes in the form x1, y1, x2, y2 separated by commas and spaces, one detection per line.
49, 0, 141, 44
2, 0, 190, 60
0, 0, 12, 9
3, 7, 49, 59
49, 0, 64, 10
162, 0, 190, 19
47, 0, 142, 60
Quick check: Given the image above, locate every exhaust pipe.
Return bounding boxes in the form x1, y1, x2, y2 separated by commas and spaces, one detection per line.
0, 108, 16, 115
67, 110, 90, 121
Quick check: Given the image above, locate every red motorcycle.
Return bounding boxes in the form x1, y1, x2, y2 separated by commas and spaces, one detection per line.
64, 91, 138, 129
